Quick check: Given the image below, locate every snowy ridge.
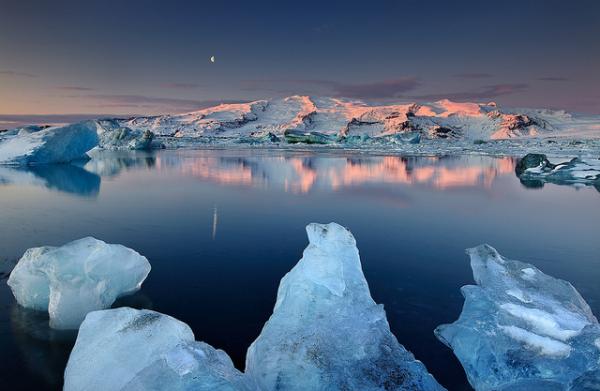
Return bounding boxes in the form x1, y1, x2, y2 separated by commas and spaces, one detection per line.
115, 96, 597, 141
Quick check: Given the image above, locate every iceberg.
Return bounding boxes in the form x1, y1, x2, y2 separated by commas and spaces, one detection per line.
245, 222, 443, 390
515, 153, 600, 191
0, 121, 99, 165
63, 308, 247, 391
435, 245, 600, 390
63, 223, 443, 390
7, 237, 151, 330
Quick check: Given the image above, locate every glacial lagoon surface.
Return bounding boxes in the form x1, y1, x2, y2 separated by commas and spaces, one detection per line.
0, 149, 599, 391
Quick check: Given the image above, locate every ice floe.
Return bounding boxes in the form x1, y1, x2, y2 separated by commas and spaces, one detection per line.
435, 244, 600, 390
7, 237, 151, 329
516, 153, 600, 191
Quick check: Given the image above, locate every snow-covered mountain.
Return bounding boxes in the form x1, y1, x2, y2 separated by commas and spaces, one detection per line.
113, 95, 595, 142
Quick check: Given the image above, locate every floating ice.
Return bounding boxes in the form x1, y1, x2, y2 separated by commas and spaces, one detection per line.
245, 222, 443, 390
516, 153, 600, 191
0, 121, 99, 165
65, 308, 248, 391
63, 223, 443, 390
7, 237, 151, 330
435, 244, 600, 390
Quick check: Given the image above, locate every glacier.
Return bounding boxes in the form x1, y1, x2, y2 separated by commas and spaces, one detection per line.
0, 121, 99, 165
63, 223, 443, 391
515, 153, 600, 191
113, 96, 600, 146
2, 97, 599, 157
7, 237, 151, 330
435, 244, 600, 390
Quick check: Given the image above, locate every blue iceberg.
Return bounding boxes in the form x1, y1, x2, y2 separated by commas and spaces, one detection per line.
435, 245, 600, 390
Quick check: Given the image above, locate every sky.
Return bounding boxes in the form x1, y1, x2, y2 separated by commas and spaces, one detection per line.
1, 0, 599, 121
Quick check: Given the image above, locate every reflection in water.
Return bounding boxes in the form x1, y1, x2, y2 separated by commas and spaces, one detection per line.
212, 205, 218, 240
10, 306, 77, 388
0, 164, 100, 197
84, 150, 157, 177
153, 153, 517, 193
518, 174, 600, 193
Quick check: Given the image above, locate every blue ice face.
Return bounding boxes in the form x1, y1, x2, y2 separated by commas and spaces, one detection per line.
436, 244, 600, 390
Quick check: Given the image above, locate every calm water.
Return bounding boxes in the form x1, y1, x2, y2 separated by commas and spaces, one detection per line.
0, 149, 599, 390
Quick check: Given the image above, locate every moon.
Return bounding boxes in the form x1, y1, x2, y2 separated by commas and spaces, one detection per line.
210, 56, 215, 63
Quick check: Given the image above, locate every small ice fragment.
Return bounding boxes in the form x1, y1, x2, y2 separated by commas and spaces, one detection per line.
7, 237, 150, 329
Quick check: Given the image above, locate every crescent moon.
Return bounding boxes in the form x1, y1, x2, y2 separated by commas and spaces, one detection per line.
210, 56, 215, 63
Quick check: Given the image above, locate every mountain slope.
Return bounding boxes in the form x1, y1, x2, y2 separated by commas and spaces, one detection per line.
114, 96, 595, 142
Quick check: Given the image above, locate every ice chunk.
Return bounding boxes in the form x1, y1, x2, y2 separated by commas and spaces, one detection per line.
124, 341, 248, 391
435, 244, 600, 390
63, 223, 442, 390
246, 222, 444, 390
7, 237, 151, 329
64, 308, 197, 391
65, 308, 247, 391
0, 121, 99, 165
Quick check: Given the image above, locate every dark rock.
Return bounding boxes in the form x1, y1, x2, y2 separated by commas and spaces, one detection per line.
515, 153, 554, 176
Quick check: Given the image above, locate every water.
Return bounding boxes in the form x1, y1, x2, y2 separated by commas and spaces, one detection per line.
0, 149, 598, 390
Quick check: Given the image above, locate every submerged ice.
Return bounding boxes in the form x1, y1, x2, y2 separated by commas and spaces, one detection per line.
7, 237, 151, 329
64, 223, 443, 390
435, 244, 600, 390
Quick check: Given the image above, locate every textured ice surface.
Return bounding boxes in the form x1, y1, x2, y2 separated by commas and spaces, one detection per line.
65, 308, 247, 391
246, 223, 444, 390
0, 121, 99, 165
64, 223, 443, 390
435, 244, 600, 390
7, 237, 151, 329
96, 119, 154, 150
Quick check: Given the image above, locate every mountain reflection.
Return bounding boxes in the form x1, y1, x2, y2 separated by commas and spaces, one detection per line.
156, 153, 517, 193
0, 153, 518, 197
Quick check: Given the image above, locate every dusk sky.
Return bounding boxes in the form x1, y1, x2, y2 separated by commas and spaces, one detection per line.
1, 0, 599, 119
